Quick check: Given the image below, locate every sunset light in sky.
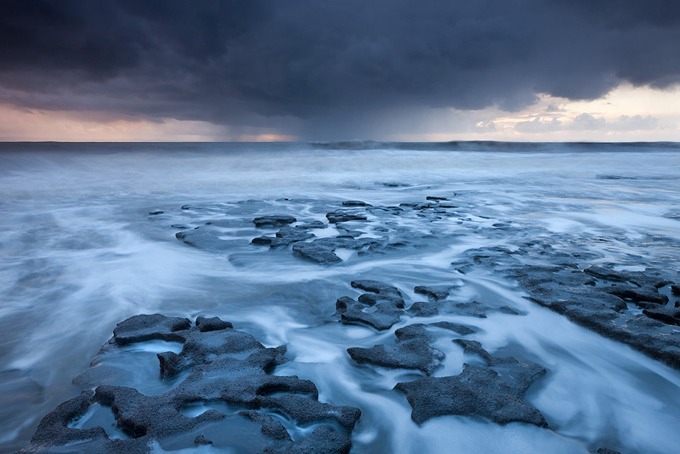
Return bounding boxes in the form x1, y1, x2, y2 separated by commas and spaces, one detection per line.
1, 1, 679, 142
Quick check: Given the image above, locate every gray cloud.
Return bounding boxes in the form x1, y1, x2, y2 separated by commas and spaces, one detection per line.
515, 117, 563, 133
1, 0, 679, 139
515, 113, 661, 133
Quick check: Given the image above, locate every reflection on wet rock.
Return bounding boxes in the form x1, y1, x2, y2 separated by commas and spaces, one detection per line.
24, 315, 361, 453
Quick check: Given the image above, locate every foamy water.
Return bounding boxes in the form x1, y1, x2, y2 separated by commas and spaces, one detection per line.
1, 142, 679, 452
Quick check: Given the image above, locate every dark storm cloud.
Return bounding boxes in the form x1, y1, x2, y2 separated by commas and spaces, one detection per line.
1, 0, 679, 137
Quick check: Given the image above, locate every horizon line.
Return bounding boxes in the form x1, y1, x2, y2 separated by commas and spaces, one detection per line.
1, 140, 679, 145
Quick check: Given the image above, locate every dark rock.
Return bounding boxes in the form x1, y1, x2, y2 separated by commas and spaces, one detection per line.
395, 342, 547, 426
414, 285, 450, 301
336, 227, 363, 238
148, 210, 164, 215
643, 306, 680, 326
296, 220, 327, 229
25, 314, 362, 453
348, 325, 444, 374
274, 226, 315, 244
501, 258, 680, 369
393, 323, 431, 340
412, 202, 438, 211
158, 327, 264, 378
368, 205, 404, 216
426, 196, 448, 201
326, 210, 368, 224
453, 339, 493, 364
499, 305, 521, 315
113, 314, 190, 345
429, 321, 477, 335
25, 391, 110, 450
195, 316, 233, 332
408, 301, 439, 317
342, 200, 372, 207
672, 284, 680, 296
583, 266, 629, 282
351, 280, 401, 296
256, 394, 360, 431
176, 228, 231, 250
450, 301, 488, 318
286, 425, 353, 454
292, 237, 387, 265
336, 296, 403, 331
254, 227, 316, 249
253, 215, 297, 228
584, 266, 668, 290
292, 242, 342, 264
607, 285, 668, 305
596, 448, 621, 454
357, 293, 405, 308
252, 236, 274, 246
194, 435, 213, 445
93, 385, 223, 438
239, 410, 291, 441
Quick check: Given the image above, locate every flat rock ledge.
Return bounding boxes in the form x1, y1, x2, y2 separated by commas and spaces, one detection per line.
458, 245, 680, 369
335, 280, 406, 330
348, 324, 445, 375
395, 340, 548, 427
23, 314, 361, 454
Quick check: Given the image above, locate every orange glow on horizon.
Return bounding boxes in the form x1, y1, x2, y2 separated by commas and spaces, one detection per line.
0, 104, 297, 142
1, 83, 679, 142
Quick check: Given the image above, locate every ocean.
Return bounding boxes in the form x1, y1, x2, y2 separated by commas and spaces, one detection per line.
1, 142, 679, 453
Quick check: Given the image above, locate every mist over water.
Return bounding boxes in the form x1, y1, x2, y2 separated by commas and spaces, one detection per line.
1, 142, 680, 452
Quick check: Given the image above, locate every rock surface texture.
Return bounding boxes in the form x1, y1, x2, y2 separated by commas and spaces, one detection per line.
23, 314, 361, 453
395, 340, 548, 426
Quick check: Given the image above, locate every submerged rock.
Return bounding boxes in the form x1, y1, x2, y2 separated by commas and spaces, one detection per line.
293, 242, 343, 264
253, 215, 297, 228
326, 210, 368, 224
175, 227, 231, 250
596, 448, 622, 454
252, 226, 315, 249
414, 285, 451, 301
429, 321, 477, 335
342, 200, 372, 207
296, 220, 327, 229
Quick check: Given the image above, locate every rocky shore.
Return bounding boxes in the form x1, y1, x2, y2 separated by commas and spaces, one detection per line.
24, 193, 678, 453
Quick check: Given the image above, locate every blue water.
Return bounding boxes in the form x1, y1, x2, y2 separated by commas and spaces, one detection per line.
1, 142, 679, 452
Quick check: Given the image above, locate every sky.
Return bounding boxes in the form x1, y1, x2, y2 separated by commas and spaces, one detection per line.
1, 0, 679, 142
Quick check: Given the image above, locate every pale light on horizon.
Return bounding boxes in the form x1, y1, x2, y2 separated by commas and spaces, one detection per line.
1, 83, 679, 143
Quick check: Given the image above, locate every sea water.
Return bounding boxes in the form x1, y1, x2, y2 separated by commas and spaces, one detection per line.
1, 142, 679, 452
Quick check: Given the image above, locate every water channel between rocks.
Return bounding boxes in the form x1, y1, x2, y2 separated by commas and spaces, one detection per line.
1, 142, 679, 453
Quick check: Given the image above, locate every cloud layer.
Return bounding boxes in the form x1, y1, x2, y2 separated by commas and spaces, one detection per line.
1, 0, 679, 139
